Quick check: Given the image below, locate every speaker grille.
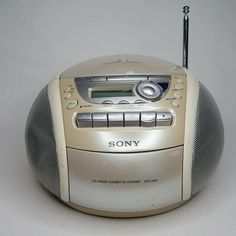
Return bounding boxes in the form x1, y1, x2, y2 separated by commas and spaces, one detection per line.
192, 83, 224, 195
25, 86, 60, 197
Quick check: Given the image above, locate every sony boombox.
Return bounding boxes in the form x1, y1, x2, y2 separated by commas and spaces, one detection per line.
25, 7, 224, 217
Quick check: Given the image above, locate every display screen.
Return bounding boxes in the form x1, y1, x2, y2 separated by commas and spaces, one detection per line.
91, 90, 133, 98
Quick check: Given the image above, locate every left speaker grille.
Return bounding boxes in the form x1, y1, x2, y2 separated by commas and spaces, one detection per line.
25, 86, 60, 197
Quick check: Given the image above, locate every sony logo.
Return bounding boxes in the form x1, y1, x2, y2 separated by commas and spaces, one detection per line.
108, 140, 140, 148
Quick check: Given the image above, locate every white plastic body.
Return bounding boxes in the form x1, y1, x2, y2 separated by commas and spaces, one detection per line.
48, 77, 69, 201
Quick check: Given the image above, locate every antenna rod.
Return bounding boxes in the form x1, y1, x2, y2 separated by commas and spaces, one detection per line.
183, 6, 190, 69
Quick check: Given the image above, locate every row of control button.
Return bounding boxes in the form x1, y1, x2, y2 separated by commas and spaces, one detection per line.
102, 99, 145, 105
76, 112, 172, 128
169, 77, 185, 108
77, 75, 169, 83
63, 85, 75, 100
63, 85, 78, 110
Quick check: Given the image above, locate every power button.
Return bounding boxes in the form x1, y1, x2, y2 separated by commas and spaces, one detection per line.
66, 100, 78, 110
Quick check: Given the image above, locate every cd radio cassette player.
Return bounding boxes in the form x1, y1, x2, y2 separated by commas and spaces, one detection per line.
25, 7, 224, 217
25, 54, 224, 217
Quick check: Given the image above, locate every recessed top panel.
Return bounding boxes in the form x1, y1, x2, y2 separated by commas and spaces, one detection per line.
60, 55, 186, 78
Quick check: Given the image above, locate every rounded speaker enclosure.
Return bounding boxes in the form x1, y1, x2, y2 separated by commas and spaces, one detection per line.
25, 86, 60, 197
191, 83, 224, 195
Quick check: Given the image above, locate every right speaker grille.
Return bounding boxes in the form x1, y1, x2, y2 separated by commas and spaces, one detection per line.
191, 83, 224, 195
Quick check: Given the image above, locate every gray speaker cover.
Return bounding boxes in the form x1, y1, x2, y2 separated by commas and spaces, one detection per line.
25, 86, 60, 197
192, 83, 224, 195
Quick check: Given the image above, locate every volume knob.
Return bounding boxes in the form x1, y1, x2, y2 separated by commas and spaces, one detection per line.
136, 82, 162, 101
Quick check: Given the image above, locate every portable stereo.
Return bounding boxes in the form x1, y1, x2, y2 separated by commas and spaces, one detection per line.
25, 7, 224, 217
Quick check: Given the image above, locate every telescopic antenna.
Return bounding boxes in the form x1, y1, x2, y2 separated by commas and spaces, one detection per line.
183, 6, 190, 69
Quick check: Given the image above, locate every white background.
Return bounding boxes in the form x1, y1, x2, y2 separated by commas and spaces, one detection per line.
0, 0, 235, 235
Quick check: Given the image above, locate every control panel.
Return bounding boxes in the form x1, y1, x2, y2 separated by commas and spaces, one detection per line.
59, 74, 187, 152
74, 75, 170, 105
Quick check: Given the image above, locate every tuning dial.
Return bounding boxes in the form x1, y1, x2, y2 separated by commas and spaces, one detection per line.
136, 81, 162, 101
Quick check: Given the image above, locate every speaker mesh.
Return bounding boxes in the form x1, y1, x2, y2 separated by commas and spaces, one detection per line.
25, 86, 60, 197
192, 83, 224, 195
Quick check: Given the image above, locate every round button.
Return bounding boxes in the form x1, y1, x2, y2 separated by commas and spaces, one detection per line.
66, 100, 78, 110
102, 100, 113, 104
118, 100, 129, 104
175, 84, 183, 90
64, 92, 72, 99
134, 99, 145, 104
173, 92, 182, 99
177, 78, 184, 83
136, 82, 162, 101
171, 101, 180, 108
64, 86, 72, 92
143, 86, 156, 96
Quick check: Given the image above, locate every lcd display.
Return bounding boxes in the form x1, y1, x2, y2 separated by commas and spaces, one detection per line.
91, 90, 133, 98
